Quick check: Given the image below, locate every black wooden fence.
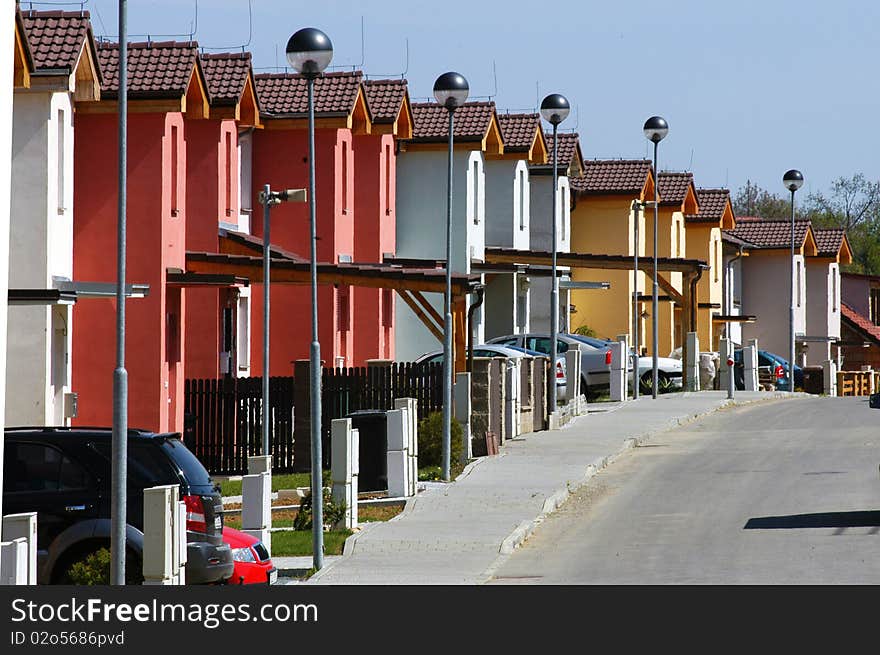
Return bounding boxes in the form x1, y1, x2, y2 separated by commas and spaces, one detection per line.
184, 362, 442, 476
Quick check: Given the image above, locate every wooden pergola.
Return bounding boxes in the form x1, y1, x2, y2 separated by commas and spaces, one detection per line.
182, 231, 482, 371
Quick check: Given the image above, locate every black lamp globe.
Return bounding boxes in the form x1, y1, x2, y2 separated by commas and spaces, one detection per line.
643, 116, 669, 143
783, 169, 804, 192
540, 93, 570, 126
286, 28, 333, 76
433, 72, 469, 110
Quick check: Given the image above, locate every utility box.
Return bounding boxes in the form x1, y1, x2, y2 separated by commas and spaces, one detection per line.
346, 410, 388, 492
242, 473, 271, 551
0, 538, 28, 585
2, 512, 37, 585
143, 484, 181, 584
63, 391, 78, 419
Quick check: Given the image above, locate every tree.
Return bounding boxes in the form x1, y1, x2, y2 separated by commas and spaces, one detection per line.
732, 180, 790, 219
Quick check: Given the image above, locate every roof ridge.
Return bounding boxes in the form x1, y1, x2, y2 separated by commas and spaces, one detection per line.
200, 52, 251, 60
363, 78, 407, 85
21, 9, 91, 19
98, 40, 199, 50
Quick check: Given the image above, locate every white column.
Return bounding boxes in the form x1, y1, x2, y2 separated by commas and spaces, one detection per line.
143, 484, 182, 585
686, 332, 700, 391
2, 513, 37, 585
331, 418, 355, 529
385, 409, 410, 498
822, 360, 837, 396
394, 398, 418, 496
241, 473, 271, 552
610, 338, 627, 402
719, 338, 732, 391
744, 341, 759, 391
0, 539, 27, 585
564, 345, 581, 406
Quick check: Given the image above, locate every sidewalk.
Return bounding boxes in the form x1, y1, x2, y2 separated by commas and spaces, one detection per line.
287, 390, 806, 585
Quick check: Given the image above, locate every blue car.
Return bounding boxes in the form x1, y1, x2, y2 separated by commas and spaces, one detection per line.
733, 348, 803, 390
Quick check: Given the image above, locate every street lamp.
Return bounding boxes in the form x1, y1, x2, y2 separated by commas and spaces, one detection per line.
434, 71, 469, 482
643, 116, 668, 399
541, 93, 570, 415
287, 26, 333, 571
783, 168, 804, 394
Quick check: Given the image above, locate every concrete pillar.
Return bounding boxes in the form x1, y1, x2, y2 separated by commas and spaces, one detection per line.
686, 332, 700, 391
241, 473, 271, 553
453, 374, 472, 461
247, 455, 271, 475
822, 360, 837, 396
2, 513, 37, 585
331, 418, 355, 529
143, 484, 184, 585
394, 398, 419, 496
564, 345, 581, 405
0, 539, 27, 585
504, 359, 521, 438
385, 409, 410, 498
719, 338, 732, 391
744, 342, 759, 391
610, 338, 627, 402
350, 428, 359, 525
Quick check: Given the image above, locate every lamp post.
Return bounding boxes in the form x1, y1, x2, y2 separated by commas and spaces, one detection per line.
783, 169, 804, 394
287, 26, 333, 571
643, 116, 668, 399
540, 93, 570, 415
434, 71, 469, 482
631, 199, 641, 400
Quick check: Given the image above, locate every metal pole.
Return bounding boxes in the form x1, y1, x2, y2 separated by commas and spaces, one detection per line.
441, 109, 454, 482
307, 75, 324, 569
631, 199, 640, 400
652, 140, 659, 399
262, 184, 271, 458
789, 188, 796, 394
111, 0, 128, 586
549, 122, 559, 414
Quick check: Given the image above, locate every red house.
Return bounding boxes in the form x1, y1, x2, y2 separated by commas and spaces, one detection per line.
184, 52, 261, 380
73, 40, 210, 433
249, 71, 372, 374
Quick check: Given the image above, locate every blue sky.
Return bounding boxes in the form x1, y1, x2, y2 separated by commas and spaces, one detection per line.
71, 0, 878, 199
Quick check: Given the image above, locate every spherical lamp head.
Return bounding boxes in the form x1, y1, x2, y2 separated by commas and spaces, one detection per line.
286, 28, 333, 76
643, 116, 669, 143
783, 169, 804, 192
540, 93, 570, 126
433, 72, 469, 110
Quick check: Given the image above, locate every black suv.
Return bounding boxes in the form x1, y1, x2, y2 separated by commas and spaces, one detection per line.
3, 427, 234, 585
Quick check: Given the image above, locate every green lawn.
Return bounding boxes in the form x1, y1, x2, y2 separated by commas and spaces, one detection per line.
219, 472, 325, 497
270, 530, 351, 556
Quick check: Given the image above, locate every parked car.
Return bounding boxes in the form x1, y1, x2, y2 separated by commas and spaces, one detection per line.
2, 427, 234, 585
567, 334, 684, 392
733, 348, 804, 390
415, 343, 566, 402
223, 527, 276, 585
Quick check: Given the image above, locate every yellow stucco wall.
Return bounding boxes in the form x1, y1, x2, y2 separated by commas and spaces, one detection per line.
686, 223, 723, 351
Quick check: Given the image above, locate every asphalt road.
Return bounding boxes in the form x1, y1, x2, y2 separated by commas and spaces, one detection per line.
488, 396, 880, 584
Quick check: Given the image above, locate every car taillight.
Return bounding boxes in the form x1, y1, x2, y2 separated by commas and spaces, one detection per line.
605, 350, 612, 366
183, 494, 207, 533
556, 361, 565, 379
775, 365, 785, 379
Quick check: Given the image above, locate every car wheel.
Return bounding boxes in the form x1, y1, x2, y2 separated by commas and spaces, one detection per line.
54, 544, 143, 585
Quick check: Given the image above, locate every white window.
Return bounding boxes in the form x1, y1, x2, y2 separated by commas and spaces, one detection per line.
57, 109, 65, 213
518, 169, 526, 231
832, 266, 838, 313
237, 293, 250, 371
797, 260, 802, 307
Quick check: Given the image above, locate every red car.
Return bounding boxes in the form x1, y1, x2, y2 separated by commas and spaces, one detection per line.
222, 527, 276, 585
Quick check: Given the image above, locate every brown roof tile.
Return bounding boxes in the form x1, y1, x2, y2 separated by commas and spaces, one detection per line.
409, 101, 496, 141
813, 227, 847, 258
657, 172, 694, 206
497, 113, 540, 151
255, 71, 362, 117
97, 40, 202, 99
21, 9, 98, 77
362, 79, 408, 123
726, 217, 812, 249
686, 188, 731, 223
200, 52, 254, 107
841, 302, 880, 345
539, 131, 583, 173
570, 159, 651, 195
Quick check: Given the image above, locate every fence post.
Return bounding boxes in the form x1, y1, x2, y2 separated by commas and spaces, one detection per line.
2, 513, 37, 585
822, 360, 837, 396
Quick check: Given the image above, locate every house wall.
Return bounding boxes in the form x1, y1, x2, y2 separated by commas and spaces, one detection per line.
528, 173, 570, 335
485, 158, 529, 250
721, 245, 744, 346
841, 274, 870, 317
7, 90, 74, 425
741, 250, 807, 358
353, 132, 396, 363
805, 260, 840, 365
686, 224, 724, 351
394, 148, 486, 361
250, 126, 353, 372
72, 111, 187, 433
644, 206, 684, 357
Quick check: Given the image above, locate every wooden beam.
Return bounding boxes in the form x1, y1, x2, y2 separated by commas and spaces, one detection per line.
396, 290, 443, 343
453, 297, 467, 373
410, 290, 443, 327
644, 268, 686, 306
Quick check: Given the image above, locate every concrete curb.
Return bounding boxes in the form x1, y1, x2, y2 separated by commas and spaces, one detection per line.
481, 392, 806, 581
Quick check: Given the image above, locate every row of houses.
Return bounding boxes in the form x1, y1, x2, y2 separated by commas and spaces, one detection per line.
7, 7, 880, 439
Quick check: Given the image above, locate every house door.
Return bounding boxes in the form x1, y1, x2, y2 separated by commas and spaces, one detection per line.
220, 291, 238, 377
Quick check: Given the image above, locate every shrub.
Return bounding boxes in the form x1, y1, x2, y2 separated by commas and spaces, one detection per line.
293, 471, 347, 531
573, 324, 598, 337
417, 411, 463, 468
67, 548, 111, 585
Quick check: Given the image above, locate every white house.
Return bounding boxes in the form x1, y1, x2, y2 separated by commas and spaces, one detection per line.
528, 131, 582, 335
482, 112, 547, 339
394, 101, 503, 360
804, 228, 851, 365
721, 231, 751, 346
6, 9, 101, 426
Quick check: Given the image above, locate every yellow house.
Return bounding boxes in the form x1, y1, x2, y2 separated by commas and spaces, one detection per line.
685, 188, 736, 351
654, 172, 698, 356
569, 160, 654, 346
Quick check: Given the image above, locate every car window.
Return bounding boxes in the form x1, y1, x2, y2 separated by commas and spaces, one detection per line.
91, 441, 177, 487
527, 338, 569, 355
473, 349, 504, 358
159, 438, 213, 487
420, 353, 442, 365
493, 337, 519, 347
3, 442, 90, 493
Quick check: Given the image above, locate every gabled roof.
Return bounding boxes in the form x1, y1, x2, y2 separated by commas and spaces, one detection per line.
657, 171, 698, 212
535, 131, 583, 177
813, 227, 853, 263
199, 52, 260, 127
362, 78, 412, 138
97, 40, 205, 99
255, 70, 362, 116
570, 159, 653, 198
19, 9, 101, 100
840, 302, 880, 346
406, 101, 503, 154
686, 188, 735, 229
13, 5, 35, 88
496, 113, 547, 165
726, 217, 817, 254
